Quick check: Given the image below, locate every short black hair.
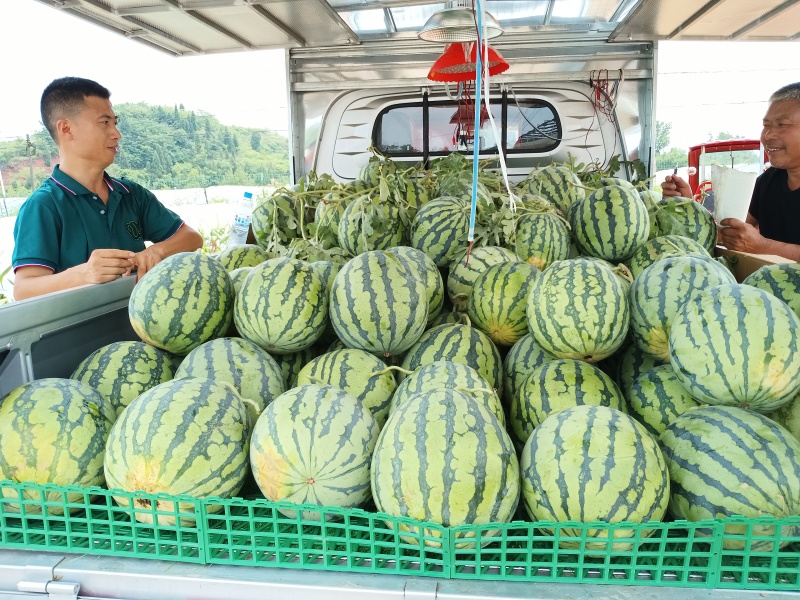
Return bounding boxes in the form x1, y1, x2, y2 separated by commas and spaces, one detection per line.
770, 82, 800, 104
40, 77, 111, 141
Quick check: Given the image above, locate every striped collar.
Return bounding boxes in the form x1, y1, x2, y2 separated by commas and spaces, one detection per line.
49, 165, 130, 196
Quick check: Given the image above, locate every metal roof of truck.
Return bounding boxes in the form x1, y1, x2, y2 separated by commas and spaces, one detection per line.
32, 0, 800, 56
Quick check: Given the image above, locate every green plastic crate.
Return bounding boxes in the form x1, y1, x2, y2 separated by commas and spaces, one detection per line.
202, 496, 449, 576
0, 480, 203, 562
449, 519, 722, 587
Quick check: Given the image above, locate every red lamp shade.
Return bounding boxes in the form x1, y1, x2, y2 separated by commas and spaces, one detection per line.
428, 42, 509, 82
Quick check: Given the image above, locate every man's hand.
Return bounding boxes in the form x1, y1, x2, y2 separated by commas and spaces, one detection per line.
718, 218, 767, 253
80, 249, 135, 284
661, 174, 693, 198
131, 246, 165, 281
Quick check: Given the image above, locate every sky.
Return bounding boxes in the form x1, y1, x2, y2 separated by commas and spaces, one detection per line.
1, 0, 800, 150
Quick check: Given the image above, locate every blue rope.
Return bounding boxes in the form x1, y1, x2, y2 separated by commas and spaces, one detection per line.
467, 1, 483, 247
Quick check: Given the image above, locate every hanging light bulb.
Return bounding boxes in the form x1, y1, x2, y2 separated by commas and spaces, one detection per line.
418, 0, 503, 43
428, 42, 509, 82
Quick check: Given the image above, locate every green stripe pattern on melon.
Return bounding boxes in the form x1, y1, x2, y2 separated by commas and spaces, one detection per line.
659, 406, 800, 550
338, 195, 406, 255
502, 333, 555, 410
655, 198, 717, 254
669, 284, 800, 411
510, 359, 626, 450
235, 257, 328, 354
271, 348, 315, 390
630, 256, 736, 360
0, 378, 115, 513
104, 378, 249, 525
527, 258, 629, 363
330, 250, 428, 357
411, 196, 470, 267
448, 246, 517, 312
743, 263, 800, 318
521, 405, 670, 551
296, 349, 396, 427
400, 323, 503, 395
468, 261, 538, 346
128, 252, 234, 355
615, 344, 667, 401
390, 360, 505, 426
627, 235, 710, 278
518, 166, 585, 214
216, 244, 269, 271
175, 337, 286, 427
515, 212, 571, 270
71, 341, 177, 417
372, 389, 519, 546
628, 364, 700, 436
250, 384, 380, 520
251, 189, 303, 250
387, 246, 444, 324
770, 395, 800, 442
570, 185, 650, 261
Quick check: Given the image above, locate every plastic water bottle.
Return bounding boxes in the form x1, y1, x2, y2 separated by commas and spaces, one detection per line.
227, 191, 253, 248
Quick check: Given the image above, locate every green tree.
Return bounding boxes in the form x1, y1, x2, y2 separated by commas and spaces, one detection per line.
707, 131, 743, 142
655, 147, 688, 171
655, 121, 671, 155
250, 131, 261, 151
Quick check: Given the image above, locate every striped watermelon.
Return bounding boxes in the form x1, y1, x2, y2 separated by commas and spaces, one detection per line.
338, 195, 406, 255
627, 235, 710, 278
71, 341, 176, 417
271, 348, 315, 390
669, 284, 800, 411
771, 395, 800, 441
600, 177, 636, 189
251, 189, 303, 250
372, 389, 519, 545
660, 406, 800, 550
628, 364, 701, 436
0, 379, 115, 513
235, 257, 328, 354
654, 198, 717, 254
411, 196, 470, 267
387, 246, 444, 324
615, 344, 667, 401
630, 256, 736, 360
400, 323, 503, 395
104, 378, 250, 525
571, 185, 650, 261
229, 267, 252, 294
428, 310, 470, 329
390, 360, 505, 425
502, 333, 555, 410
314, 188, 352, 249
175, 337, 286, 427
514, 211, 571, 270
296, 349, 396, 427
216, 244, 268, 271
329, 251, 428, 357
510, 359, 626, 450
521, 405, 669, 551
309, 260, 341, 296
468, 261, 538, 346
744, 263, 800, 318
128, 253, 234, 355
448, 246, 518, 312
518, 166, 585, 214
250, 384, 379, 519
527, 258, 629, 362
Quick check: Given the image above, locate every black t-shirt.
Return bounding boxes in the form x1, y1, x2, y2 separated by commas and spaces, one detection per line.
749, 167, 800, 245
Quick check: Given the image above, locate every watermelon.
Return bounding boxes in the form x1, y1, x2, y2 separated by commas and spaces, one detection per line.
518, 165, 585, 214
338, 194, 406, 255
400, 323, 503, 395
372, 389, 519, 545
271, 348, 315, 390
743, 263, 800, 318
251, 189, 302, 250
628, 364, 701, 436
128, 252, 234, 355
627, 235, 710, 278
314, 189, 351, 249
428, 310, 470, 328
0, 379, 115, 513
104, 378, 249, 525
390, 360, 505, 425
669, 284, 800, 411
448, 246, 518, 312
329, 251, 428, 357
229, 267, 252, 294
410, 196, 470, 267
502, 333, 555, 411
527, 258, 629, 362
387, 246, 444, 324
235, 257, 328, 354
771, 395, 800, 441
296, 349, 396, 427
660, 406, 800, 550
600, 177, 636, 189
250, 384, 380, 519
514, 211, 571, 270
510, 359, 626, 450
175, 337, 286, 427
615, 344, 667, 401
216, 244, 268, 271
630, 256, 736, 360
521, 405, 670, 551
309, 260, 341, 296
71, 341, 176, 417
468, 261, 538, 346
654, 198, 717, 254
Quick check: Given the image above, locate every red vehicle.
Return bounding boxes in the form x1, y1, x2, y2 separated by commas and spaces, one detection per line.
687, 139, 767, 203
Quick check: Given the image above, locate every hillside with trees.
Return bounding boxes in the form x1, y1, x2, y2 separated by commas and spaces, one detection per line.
0, 103, 290, 198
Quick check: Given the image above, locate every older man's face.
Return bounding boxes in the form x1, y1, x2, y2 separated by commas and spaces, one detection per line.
761, 99, 800, 172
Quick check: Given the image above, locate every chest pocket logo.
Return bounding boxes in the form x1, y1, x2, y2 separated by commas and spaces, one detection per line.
126, 220, 144, 240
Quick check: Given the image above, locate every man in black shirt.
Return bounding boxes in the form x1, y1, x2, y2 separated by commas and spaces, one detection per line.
662, 82, 800, 261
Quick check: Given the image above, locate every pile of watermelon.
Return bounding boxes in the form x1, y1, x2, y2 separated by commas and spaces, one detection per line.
1, 154, 800, 553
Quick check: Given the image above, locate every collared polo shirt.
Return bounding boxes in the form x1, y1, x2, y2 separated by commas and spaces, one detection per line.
12, 165, 183, 273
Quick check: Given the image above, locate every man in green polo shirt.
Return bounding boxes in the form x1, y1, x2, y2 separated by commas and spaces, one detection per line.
12, 77, 203, 300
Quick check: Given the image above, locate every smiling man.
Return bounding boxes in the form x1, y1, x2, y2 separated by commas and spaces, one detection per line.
662, 82, 800, 261
11, 77, 202, 300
